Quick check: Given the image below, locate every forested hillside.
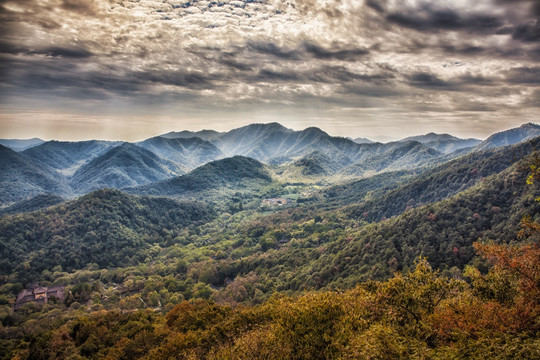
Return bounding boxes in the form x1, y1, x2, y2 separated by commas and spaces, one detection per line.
0, 124, 539, 360
130, 156, 274, 200
341, 138, 539, 221
0, 189, 215, 284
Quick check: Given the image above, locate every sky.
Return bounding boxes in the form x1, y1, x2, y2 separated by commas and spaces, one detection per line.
0, 0, 539, 142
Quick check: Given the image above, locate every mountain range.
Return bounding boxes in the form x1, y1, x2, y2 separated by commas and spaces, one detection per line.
0, 122, 539, 209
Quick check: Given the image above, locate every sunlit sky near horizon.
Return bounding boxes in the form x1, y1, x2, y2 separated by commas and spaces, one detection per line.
1, 0, 539, 142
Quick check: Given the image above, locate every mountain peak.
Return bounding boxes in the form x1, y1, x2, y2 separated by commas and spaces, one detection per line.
521, 122, 540, 129
401, 132, 460, 143
302, 126, 329, 135
0, 138, 44, 151
160, 129, 222, 141
475, 122, 540, 151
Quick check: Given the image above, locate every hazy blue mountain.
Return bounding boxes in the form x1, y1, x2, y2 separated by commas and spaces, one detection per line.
352, 137, 374, 144
22, 140, 121, 176
399, 133, 481, 154
211, 123, 295, 159
211, 123, 379, 165
160, 129, 222, 142
0, 194, 65, 216
137, 136, 225, 171
157, 123, 478, 171
210, 123, 469, 172
341, 141, 442, 176
130, 155, 272, 198
0, 138, 44, 151
423, 139, 481, 154
401, 133, 461, 143
475, 122, 540, 151
70, 143, 183, 193
0, 145, 71, 205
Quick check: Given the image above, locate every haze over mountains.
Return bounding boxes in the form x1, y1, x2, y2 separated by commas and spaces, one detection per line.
0, 122, 539, 209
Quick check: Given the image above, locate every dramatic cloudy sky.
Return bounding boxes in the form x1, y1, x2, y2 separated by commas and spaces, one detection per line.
0, 0, 539, 141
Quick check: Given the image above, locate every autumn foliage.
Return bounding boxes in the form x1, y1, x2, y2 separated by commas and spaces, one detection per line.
10, 241, 540, 360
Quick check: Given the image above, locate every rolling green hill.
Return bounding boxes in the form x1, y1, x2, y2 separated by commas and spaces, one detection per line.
129, 155, 273, 199
0, 189, 215, 283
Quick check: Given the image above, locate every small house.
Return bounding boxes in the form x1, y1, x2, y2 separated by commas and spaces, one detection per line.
15, 284, 65, 310
262, 198, 288, 206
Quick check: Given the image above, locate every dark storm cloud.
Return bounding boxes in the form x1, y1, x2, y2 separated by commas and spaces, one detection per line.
365, 0, 384, 13
407, 72, 455, 90
247, 41, 369, 62
0, 41, 93, 58
247, 42, 300, 60
309, 66, 393, 84
256, 69, 299, 82
504, 67, 540, 84
60, 0, 103, 16
302, 42, 369, 61
513, 20, 540, 42
456, 74, 495, 86
218, 57, 253, 71
387, 8, 503, 33
407, 71, 506, 92
41, 47, 94, 58
440, 44, 485, 55
340, 83, 401, 98
134, 70, 220, 90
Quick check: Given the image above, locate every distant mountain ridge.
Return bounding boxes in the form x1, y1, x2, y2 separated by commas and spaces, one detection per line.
22, 140, 121, 176
196, 123, 447, 174
399, 132, 481, 154
474, 123, 540, 151
161, 129, 222, 142
0, 145, 71, 206
401, 133, 461, 143
341, 141, 442, 176
0, 138, 44, 151
137, 136, 225, 171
